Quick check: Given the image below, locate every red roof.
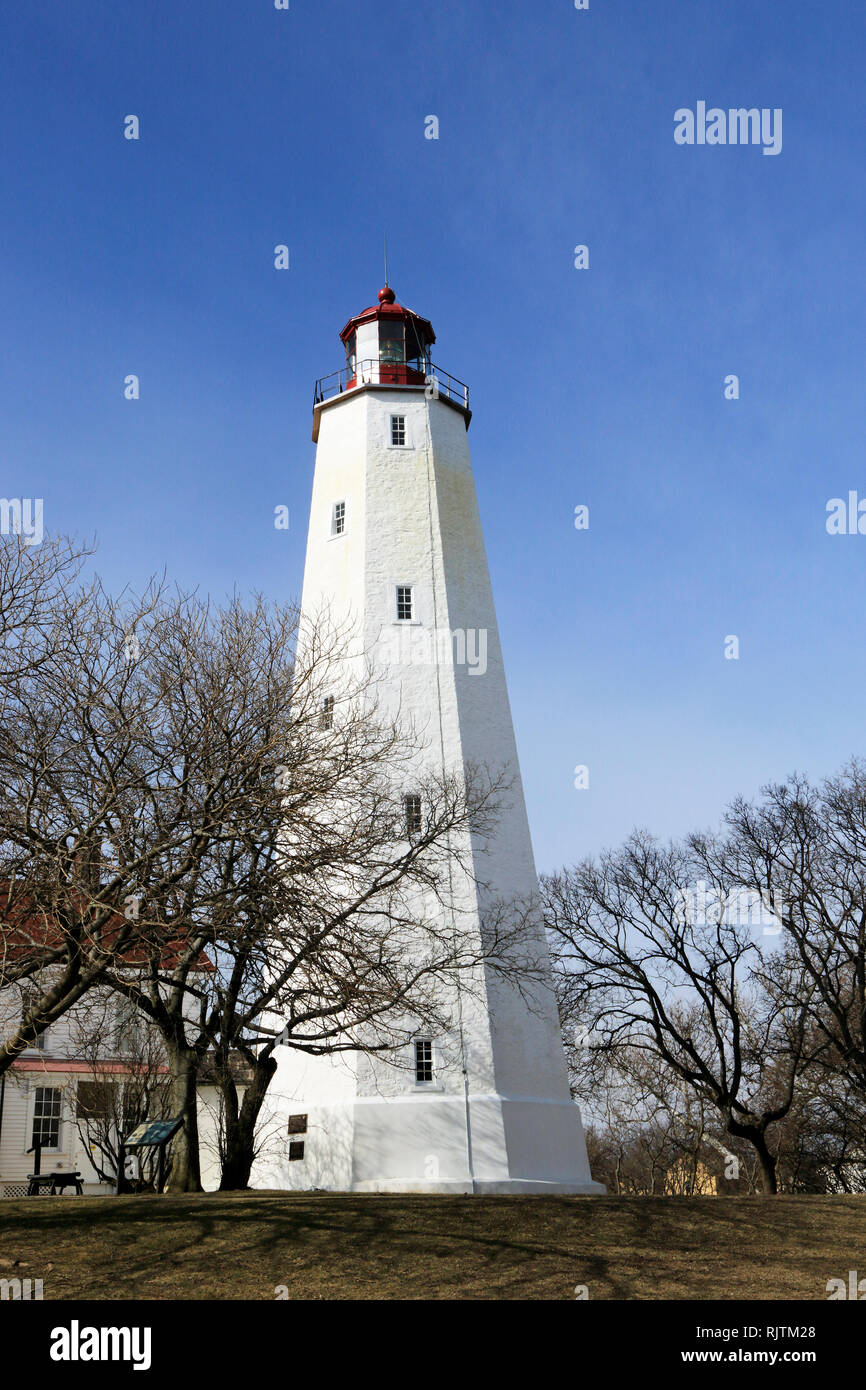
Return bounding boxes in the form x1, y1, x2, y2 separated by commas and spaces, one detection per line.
0, 884, 214, 973
11, 1058, 171, 1075
339, 285, 435, 347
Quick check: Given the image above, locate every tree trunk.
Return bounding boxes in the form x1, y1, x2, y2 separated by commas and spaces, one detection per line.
218, 1054, 277, 1191
754, 1139, 779, 1195
164, 1040, 203, 1193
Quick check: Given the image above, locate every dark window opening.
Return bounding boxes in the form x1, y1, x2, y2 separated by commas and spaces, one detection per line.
396, 584, 413, 621
404, 793, 422, 838
379, 321, 405, 366
76, 1081, 117, 1120
414, 1039, 433, 1084
288, 1114, 308, 1135
32, 1086, 62, 1149
21, 987, 48, 1050
289, 1141, 305, 1161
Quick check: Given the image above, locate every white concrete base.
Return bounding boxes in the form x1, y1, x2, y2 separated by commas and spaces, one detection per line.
352, 1179, 606, 1195
252, 1088, 605, 1194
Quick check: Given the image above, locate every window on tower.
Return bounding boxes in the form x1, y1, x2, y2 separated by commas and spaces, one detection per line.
404, 793, 422, 839
390, 415, 406, 446
320, 695, 334, 730
414, 1038, 434, 1084
331, 500, 345, 535
396, 585, 413, 621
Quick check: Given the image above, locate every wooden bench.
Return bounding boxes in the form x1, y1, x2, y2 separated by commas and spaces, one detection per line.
26, 1171, 83, 1196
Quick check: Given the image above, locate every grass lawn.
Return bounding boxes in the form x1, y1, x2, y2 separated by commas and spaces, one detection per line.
0, 1192, 863, 1300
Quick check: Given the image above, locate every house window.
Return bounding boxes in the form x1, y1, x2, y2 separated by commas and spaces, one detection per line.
404, 793, 422, 838
414, 1039, 434, 1084
331, 501, 345, 536
390, 415, 406, 446
76, 1081, 117, 1121
396, 585, 413, 621
114, 996, 141, 1054
288, 1114, 307, 1135
32, 1087, 62, 1150
320, 696, 334, 730
21, 987, 48, 1050
288, 1141, 305, 1161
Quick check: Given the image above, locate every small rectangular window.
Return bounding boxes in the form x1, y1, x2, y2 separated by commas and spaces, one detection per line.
332, 501, 346, 536
289, 1141, 305, 1161
390, 415, 406, 446
76, 1081, 117, 1121
114, 996, 141, 1054
32, 1086, 62, 1150
21, 987, 48, 1050
396, 585, 413, 621
320, 695, 334, 730
404, 793, 422, 838
288, 1114, 307, 1135
414, 1039, 433, 1084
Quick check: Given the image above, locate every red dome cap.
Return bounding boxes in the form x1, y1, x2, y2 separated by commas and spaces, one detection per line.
340, 285, 435, 347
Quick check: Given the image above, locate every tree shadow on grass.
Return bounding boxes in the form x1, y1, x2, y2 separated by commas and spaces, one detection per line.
0, 1193, 861, 1301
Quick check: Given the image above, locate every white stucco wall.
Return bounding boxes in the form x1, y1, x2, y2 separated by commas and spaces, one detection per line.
253, 369, 601, 1194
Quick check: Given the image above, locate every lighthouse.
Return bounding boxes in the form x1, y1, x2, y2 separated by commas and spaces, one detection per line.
255, 285, 601, 1193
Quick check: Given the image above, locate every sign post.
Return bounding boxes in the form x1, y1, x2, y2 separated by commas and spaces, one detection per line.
121, 1117, 184, 1194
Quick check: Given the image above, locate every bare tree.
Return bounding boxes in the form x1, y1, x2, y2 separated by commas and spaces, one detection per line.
0, 547, 203, 1069
543, 832, 817, 1192
98, 598, 535, 1191
65, 988, 172, 1187
0, 532, 93, 690
0, 539, 540, 1192
697, 763, 866, 1105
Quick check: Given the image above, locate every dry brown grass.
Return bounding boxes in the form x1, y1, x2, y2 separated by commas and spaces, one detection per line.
1, 1192, 863, 1301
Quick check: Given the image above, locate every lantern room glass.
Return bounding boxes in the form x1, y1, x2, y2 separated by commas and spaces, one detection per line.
379, 321, 405, 365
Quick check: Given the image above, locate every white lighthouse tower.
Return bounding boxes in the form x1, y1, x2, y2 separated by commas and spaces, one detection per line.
256, 285, 600, 1193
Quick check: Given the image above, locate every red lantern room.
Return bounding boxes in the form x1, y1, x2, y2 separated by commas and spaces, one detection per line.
339, 285, 435, 389
312, 284, 470, 441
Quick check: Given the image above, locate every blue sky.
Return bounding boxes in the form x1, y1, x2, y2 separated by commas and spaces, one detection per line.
2, 1, 864, 871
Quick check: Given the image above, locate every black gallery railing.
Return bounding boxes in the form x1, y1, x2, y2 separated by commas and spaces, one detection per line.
314, 360, 470, 412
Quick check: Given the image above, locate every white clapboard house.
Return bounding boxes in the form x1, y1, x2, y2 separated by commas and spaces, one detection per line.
0, 917, 225, 1196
